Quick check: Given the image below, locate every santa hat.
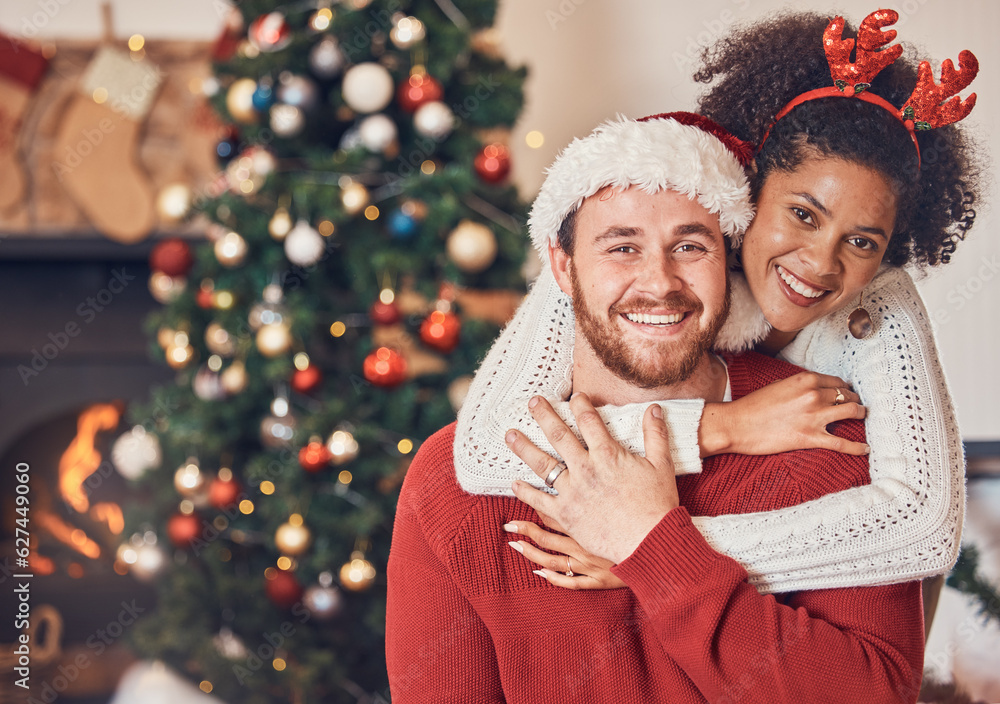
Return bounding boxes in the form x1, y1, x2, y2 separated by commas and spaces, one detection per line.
528, 112, 755, 259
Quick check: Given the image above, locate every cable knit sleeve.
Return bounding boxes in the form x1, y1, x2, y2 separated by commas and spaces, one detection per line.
454, 267, 704, 496
693, 266, 964, 593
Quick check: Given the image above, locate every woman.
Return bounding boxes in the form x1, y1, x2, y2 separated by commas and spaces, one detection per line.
453, 10, 981, 595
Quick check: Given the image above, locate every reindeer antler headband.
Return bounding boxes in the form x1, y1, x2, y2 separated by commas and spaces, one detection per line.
758, 9, 979, 169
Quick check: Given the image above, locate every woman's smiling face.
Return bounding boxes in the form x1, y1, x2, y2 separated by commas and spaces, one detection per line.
741, 156, 898, 334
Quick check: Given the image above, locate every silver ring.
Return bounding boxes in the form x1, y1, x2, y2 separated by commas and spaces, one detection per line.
834, 388, 846, 405
565, 556, 574, 577
544, 462, 567, 488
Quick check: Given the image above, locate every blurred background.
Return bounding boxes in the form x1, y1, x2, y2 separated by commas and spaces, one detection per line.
0, 1, 996, 702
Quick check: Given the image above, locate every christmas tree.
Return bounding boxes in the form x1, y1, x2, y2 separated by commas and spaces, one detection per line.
112, 1, 527, 701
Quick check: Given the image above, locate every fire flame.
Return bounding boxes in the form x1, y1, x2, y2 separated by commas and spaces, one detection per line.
58, 403, 121, 513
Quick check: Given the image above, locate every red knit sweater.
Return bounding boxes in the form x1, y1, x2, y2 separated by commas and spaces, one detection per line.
386, 352, 924, 703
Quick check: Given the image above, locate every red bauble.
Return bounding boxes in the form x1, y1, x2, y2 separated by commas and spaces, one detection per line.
291, 364, 323, 394
369, 300, 401, 326
150, 238, 194, 277
420, 310, 461, 353
196, 286, 215, 309
265, 569, 303, 608
363, 347, 407, 387
298, 441, 332, 472
248, 12, 291, 53
396, 73, 443, 113
473, 144, 511, 184
167, 512, 202, 548
208, 477, 242, 510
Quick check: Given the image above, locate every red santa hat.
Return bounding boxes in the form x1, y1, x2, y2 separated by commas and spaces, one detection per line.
528, 112, 755, 259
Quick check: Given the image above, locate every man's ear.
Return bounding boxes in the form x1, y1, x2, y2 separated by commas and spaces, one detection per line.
549, 242, 574, 298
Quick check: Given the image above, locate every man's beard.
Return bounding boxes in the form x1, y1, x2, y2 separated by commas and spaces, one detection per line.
570, 267, 731, 389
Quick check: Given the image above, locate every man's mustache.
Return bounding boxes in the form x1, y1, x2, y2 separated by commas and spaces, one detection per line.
609, 294, 704, 316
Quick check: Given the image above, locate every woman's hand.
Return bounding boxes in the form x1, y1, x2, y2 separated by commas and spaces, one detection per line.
505, 392, 677, 564
503, 520, 626, 590
700, 371, 869, 457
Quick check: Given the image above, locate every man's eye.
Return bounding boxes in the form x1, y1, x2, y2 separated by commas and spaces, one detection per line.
674, 244, 703, 254
610, 245, 636, 253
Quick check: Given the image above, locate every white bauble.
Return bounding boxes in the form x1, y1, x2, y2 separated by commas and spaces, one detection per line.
413, 101, 454, 139
446, 220, 498, 273
156, 183, 192, 222
284, 219, 326, 266
309, 37, 345, 79
193, 366, 226, 401
358, 114, 397, 152
304, 585, 343, 620
130, 543, 166, 581
111, 426, 162, 480
270, 103, 305, 137
341, 62, 394, 113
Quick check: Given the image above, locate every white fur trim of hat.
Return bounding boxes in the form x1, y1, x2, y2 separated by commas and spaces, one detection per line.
528, 113, 754, 260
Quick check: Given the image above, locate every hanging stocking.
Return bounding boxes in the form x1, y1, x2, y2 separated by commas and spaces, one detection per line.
0, 36, 49, 215
53, 46, 162, 242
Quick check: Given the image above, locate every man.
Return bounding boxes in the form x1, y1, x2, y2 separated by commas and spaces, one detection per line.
385, 114, 923, 703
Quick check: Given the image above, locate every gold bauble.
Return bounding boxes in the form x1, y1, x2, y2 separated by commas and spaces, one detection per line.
256, 322, 292, 358
275, 519, 312, 556
446, 220, 498, 273
214, 231, 249, 267
174, 460, 205, 496
339, 551, 376, 592
149, 271, 185, 304
156, 183, 192, 222
165, 342, 195, 369
220, 361, 248, 394
340, 182, 369, 215
205, 322, 235, 356
226, 78, 259, 124
269, 207, 293, 240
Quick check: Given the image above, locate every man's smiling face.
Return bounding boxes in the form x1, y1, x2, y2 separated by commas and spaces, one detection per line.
551, 186, 730, 389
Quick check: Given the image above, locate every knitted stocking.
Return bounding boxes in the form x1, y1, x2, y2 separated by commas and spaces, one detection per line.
53, 46, 162, 242
0, 36, 49, 215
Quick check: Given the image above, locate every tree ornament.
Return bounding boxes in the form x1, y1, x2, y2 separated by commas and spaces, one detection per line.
149, 238, 193, 277
248, 12, 292, 53
260, 413, 296, 448
413, 101, 454, 139
291, 363, 323, 394
309, 36, 345, 79
148, 271, 185, 304
275, 516, 312, 556
214, 230, 249, 267
474, 143, 511, 183
196, 282, 215, 309
249, 288, 287, 330
156, 183, 193, 222
309, 7, 333, 31
396, 72, 442, 113
251, 81, 274, 111
447, 374, 474, 411
299, 440, 332, 472
226, 78, 259, 123
420, 309, 461, 353
327, 429, 360, 465
363, 347, 407, 387
256, 322, 292, 357
284, 219, 326, 266
167, 512, 202, 548
111, 426, 161, 480
164, 338, 196, 369
205, 322, 235, 356
265, 568, 303, 609
277, 73, 319, 111
174, 459, 206, 497
269, 206, 293, 240
213, 628, 249, 660
270, 103, 305, 138
193, 365, 226, 401
387, 209, 418, 239
208, 475, 242, 510
446, 220, 497, 273
369, 290, 401, 325
339, 550, 376, 592
389, 15, 426, 49
358, 113, 398, 152
303, 584, 343, 620
215, 129, 241, 165
123, 541, 166, 582
342, 62, 394, 113
220, 360, 248, 394
340, 181, 369, 215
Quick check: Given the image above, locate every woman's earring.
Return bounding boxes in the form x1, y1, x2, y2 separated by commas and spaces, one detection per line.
848, 291, 873, 339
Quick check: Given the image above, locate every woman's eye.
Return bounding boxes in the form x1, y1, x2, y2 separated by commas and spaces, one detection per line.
791, 207, 814, 225
848, 236, 878, 252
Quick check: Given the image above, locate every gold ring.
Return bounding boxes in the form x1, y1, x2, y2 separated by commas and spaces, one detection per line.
834, 388, 846, 405
565, 556, 574, 577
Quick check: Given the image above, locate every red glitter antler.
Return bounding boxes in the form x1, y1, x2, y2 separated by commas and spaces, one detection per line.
824, 9, 902, 94
901, 50, 979, 130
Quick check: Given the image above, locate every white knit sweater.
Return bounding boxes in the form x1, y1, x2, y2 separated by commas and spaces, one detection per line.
454, 265, 965, 594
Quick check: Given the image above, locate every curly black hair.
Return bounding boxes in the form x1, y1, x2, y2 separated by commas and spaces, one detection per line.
694, 11, 981, 267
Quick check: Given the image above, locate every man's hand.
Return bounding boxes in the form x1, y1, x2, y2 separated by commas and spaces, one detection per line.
505, 392, 679, 564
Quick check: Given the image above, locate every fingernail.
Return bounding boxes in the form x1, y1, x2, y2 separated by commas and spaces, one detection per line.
528, 396, 539, 408
508, 541, 524, 553
651, 404, 663, 419
863, 444, 870, 455
570, 392, 579, 400
505, 431, 516, 444
532, 570, 547, 578
502, 523, 518, 533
